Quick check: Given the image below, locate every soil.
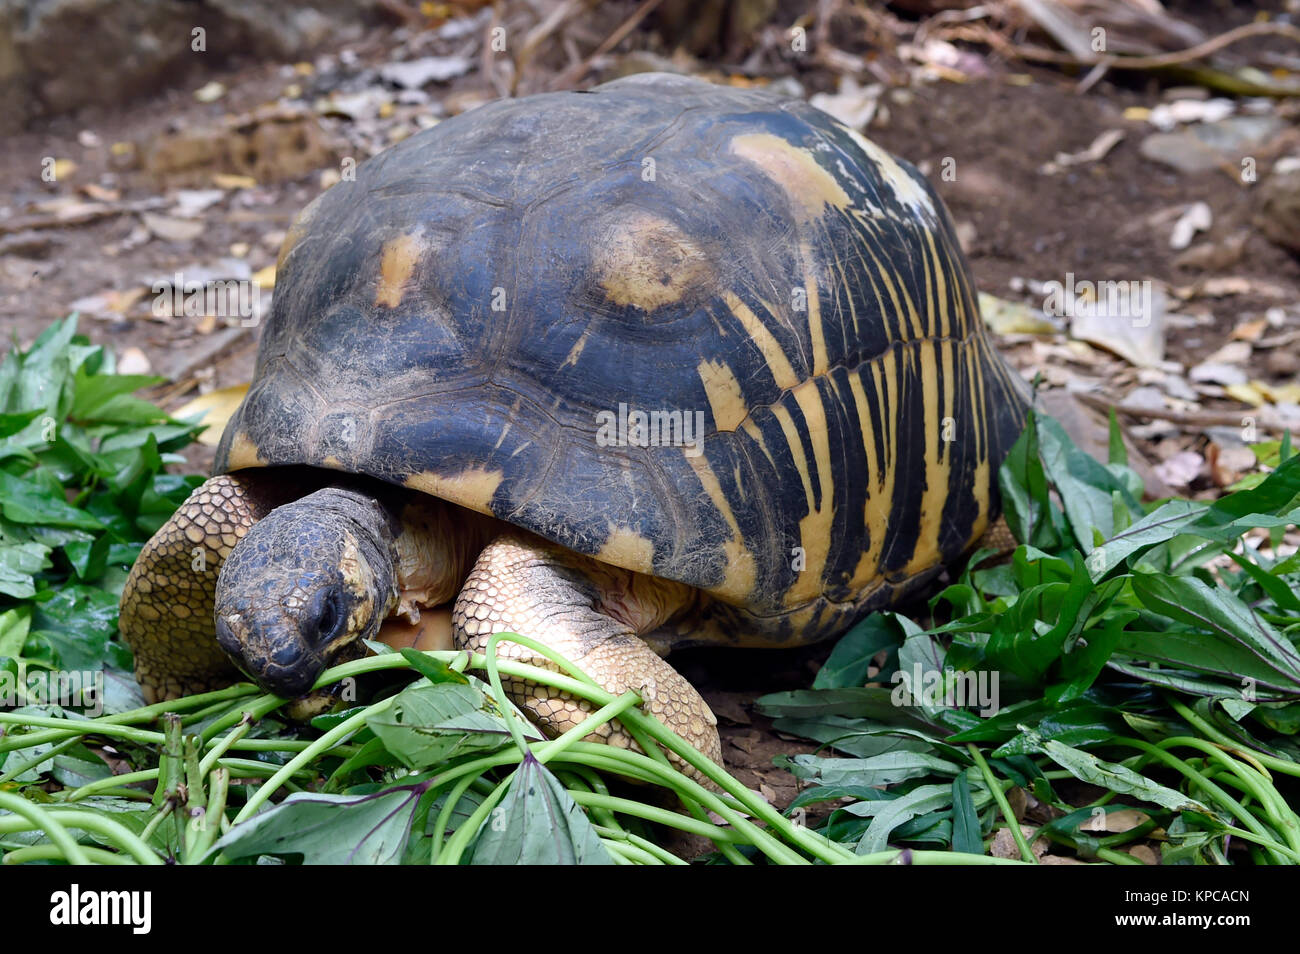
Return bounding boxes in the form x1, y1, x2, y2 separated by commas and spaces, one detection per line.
3, 4, 1299, 814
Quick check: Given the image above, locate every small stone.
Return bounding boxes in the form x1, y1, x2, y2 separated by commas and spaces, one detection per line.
1266, 350, 1300, 377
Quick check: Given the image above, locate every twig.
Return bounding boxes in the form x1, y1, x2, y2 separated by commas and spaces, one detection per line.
511, 0, 587, 95
1074, 391, 1293, 434
0, 198, 166, 236
1008, 21, 1300, 72
549, 0, 667, 90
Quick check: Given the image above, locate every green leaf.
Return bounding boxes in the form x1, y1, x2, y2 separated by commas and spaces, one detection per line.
1106, 408, 1126, 467
0, 469, 102, 530
1198, 451, 1300, 527
782, 751, 964, 788
813, 614, 900, 689
0, 606, 32, 657
0, 541, 52, 598
1129, 572, 1300, 692
850, 784, 953, 854
756, 687, 945, 733
469, 754, 613, 865
1036, 414, 1126, 549
993, 702, 1127, 757
398, 647, 470, 686
215, 785, 426, 864
771, 716, 963, 760
1034, 735, 1213, 815
29, 586, 119, 671
1089, 499, 1206, 579
998, 410, 1058, 550
365, 678, 537, 770
69, 370, 165, 423
950, 773, 983, 854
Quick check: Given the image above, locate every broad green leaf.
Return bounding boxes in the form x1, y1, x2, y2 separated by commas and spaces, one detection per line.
850, 784, 953, 854
0, 542, 51, 598
215, 786, 426, 864
1130, 572, 1300, 689
1089, 499, 1206, 579
950, 773, 983, 854
365, 678, 537, 770
782, 752, 963, 788
756, 687, 945, 732
1035, 735, 1212, 815
0, 469, 102, 529
468, 755, 613, 865
813, 614, 901, 689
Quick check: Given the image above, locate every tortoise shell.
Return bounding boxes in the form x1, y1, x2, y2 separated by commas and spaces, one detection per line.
215, 72, 1028, 645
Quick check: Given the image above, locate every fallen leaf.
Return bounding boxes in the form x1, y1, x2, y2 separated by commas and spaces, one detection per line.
194, 81, 226, 103
1126, 845, 1160, 865
378, 56, 472, 89
212, 173, 257, 190
809, 76, 883, 130
1231, 317, 1269, 342
141, 212, 204, 243
116, 347, 152, 376
979, 293, 1060, 335
1153, 450, 1204, 489
1203, 340, 1252, 365
1079, 808, 1149, 833
1225, 381, 1268, 406
1039, 129, 1124, 175
170, 188, 225, 218
79, 183, 119, 202
1208, 442, 1257, 487
1189, 362, 1247, 386
173, 384, 250, 446
1170, 202, 1211, 250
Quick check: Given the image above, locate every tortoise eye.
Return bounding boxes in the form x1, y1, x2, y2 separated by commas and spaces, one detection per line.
306, 586, 347, 645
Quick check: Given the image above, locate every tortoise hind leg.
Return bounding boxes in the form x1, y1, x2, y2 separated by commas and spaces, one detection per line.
119, 474, 294, 702
451, 534, 721, 775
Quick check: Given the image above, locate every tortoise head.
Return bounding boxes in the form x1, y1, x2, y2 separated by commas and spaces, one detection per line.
214, 486, 397, 699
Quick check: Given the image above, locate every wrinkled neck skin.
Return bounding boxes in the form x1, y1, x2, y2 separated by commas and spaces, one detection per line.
214, 485, 402, 699
391, 494, 499, 624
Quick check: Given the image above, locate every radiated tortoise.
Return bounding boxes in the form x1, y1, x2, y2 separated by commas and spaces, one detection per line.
119, 73, 1030, 768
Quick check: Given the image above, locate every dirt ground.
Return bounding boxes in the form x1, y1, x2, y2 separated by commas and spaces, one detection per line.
3, 2, 1299, 809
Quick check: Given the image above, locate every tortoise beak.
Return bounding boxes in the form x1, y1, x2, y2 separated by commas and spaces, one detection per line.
215, 613, 325, 699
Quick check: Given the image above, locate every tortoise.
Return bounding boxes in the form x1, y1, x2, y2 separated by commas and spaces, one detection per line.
119, 72, 1029, 769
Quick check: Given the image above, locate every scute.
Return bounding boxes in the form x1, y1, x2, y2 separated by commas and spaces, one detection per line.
215, 73, 1028, 641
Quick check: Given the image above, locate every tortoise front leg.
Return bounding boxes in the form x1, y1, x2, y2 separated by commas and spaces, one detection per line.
119, 474, 295, 702
451, 535, 722, 774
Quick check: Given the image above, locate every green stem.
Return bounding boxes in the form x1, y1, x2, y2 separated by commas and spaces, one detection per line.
593, 826, 687, 865
3, 844, 132, 865
968, 745, 1035, 864
0, 791, 90, 864
569, 790, 747, 841
198, 714, 252, 776
1117, 736, 1289, 863
0, 712, 164, 745
231, 698, 392, 824
1169, 698, 1300, 779
68, 768, 159, 801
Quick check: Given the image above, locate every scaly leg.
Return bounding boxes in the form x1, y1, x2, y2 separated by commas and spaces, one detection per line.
119, 473, 298, 701
452, 534, 721, 775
